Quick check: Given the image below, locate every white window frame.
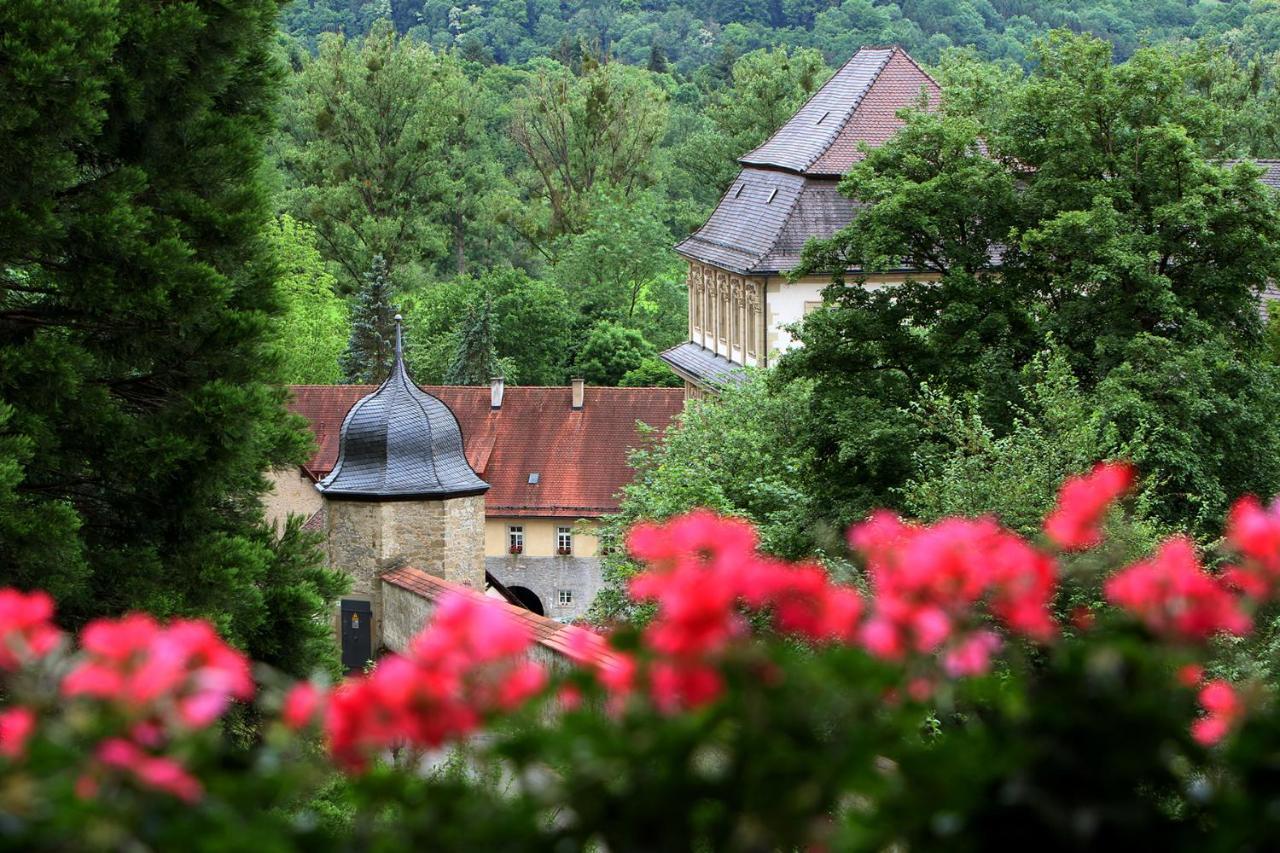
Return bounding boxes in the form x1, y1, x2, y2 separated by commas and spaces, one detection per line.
557, 589, 573, 606
508, 525, 524, 552
557, 526, 573, 554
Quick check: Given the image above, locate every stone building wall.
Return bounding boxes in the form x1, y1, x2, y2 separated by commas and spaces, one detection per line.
325, 494, 486, 649
486, 555, 603, 621
381, 581, 572, 671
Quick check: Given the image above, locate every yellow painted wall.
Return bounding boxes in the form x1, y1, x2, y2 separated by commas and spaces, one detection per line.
485, 517, 601, 558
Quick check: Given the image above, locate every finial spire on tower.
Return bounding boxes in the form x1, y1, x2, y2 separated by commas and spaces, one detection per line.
393, 313, 403, 365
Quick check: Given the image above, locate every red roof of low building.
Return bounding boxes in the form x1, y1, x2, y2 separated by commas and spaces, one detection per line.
381, 565, 621, 667
288, 385, 684, 518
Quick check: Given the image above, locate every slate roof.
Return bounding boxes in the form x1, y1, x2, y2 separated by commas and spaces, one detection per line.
381, 565, 624, 668
316, 322, 489, 501
677, 46, 939, 275
659, 342, 748, 390
742, 47, 939, 177
1222, 159, 1280, 190
290, 385, 684, 518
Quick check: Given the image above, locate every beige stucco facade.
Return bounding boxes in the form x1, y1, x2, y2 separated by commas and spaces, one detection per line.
678, 263, 940, 398
484, 517, 600, 558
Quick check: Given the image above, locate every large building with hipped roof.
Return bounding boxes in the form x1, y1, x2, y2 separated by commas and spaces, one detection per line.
664, 46, 941, 397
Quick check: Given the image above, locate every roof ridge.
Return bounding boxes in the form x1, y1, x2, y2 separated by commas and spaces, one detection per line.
740, 46, 895, 174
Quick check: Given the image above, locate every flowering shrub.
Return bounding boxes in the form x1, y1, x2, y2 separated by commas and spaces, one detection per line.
7, 465, 1280, 848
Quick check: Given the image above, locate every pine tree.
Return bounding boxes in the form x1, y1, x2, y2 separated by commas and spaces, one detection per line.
0, 0, 346, 676
445, 293, 502, 385
340, 255, 398, 384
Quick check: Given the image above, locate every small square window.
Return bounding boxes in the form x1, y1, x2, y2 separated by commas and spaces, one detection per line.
558, 589, 573, 606
528, 472, 540, 484
508, 525, 524, 552
557, 526, 573, 554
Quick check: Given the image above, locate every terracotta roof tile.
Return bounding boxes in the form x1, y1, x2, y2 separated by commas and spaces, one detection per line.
381, 565, 620, 668
289, 385, 684, 518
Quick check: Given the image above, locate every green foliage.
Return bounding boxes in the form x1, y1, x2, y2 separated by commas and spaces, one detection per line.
268, 216, 348, 384
511, 61, 669, 243
339, 255, 397, 385
572, 321, 652, 387
592, 374, 821, 622
445, 292, 503, 385
277, 23, 459, 290
0, 0, 341, 675
784, 32, 1280, 535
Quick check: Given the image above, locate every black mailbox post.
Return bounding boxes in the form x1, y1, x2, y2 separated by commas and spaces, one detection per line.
340, 599, 373, 674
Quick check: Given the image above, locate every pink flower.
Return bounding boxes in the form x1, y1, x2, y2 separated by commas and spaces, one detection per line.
0, 589, 62, 671
282, 682, 324, 730
62, 614, 253, 733
942, 630, 1003, 677
1043, 462, 1135, 550
1223, 496, 1280, 600
1105, 538, 1251, 641
1191, 680, 1243, 746
847, 513, 1059, 676
324, 593, 543, 772
95, 738, 203, 802
0, 706, 36, 759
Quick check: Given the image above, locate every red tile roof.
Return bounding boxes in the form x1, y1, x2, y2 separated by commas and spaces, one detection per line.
288, 385, 684, 518
381, 565, 621, 668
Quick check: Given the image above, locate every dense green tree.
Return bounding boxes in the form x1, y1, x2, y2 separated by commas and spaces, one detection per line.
277, 22, 456, 291
551, 189, 687, 348
621, 357, 684, 388
511, 60, 669, 243
340, 255, 398, 384
269, 216, 349, 384
445, 292, 504, 385
572, 321, 654, 387
591, 374, 822, 623
0, 0, 344, 674
784, 32, 1280, 533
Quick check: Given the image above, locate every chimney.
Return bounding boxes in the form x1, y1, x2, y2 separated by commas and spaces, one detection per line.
571, 377, 584, 410
490, 376, 504, 410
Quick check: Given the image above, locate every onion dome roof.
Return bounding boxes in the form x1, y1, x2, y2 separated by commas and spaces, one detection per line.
316, 317, 489, 501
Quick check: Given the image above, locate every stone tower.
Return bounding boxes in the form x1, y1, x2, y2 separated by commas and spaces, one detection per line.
317, 316, 489, 658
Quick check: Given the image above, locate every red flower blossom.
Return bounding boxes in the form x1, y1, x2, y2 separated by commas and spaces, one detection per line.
324, 593, 543, 771
848, 513, 1058, 677
0, 706, 36, 759
1223, 496, 1280, 599
0, 588, 62, 671
1105, 538, 1251, 641
61, 614, 253, 731
1191, 680, 1243, 746
1043, 462, 1135, 550
95, 738, 203, 803
282, 682, 325, 730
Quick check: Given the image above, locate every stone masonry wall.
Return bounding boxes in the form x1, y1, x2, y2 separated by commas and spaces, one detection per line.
326, 494, 486, 649
486, 555, 603, 621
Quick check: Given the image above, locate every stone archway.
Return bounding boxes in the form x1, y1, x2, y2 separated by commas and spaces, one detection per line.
506, 585, 545, 616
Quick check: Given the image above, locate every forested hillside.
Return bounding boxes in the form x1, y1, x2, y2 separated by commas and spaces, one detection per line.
281, 0, 1280, 69
268, 1, 1280, 389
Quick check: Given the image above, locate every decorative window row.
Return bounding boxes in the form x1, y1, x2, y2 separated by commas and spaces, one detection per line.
688, 265, 762, 359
